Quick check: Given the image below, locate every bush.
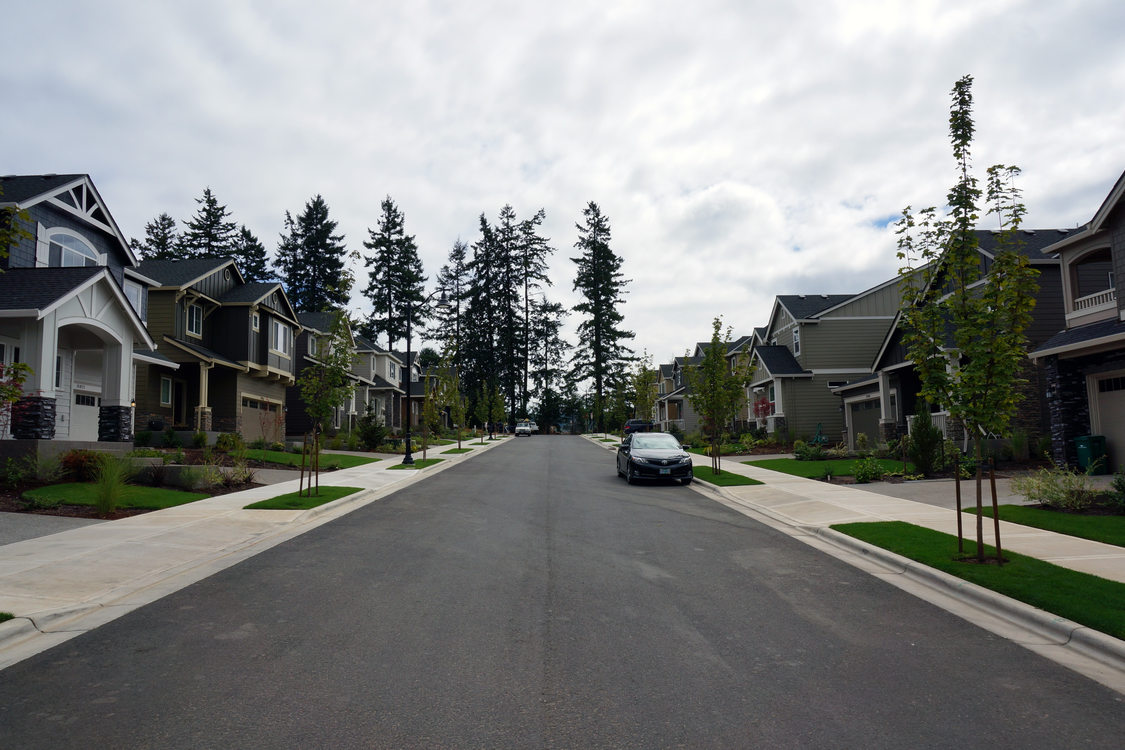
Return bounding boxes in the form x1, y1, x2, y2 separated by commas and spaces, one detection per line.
668, 423, 685, 443
134, 430, 152, 447
61, 450, 103, 482
126, 448, 164, 458
163, 426, 181, 448
358, 406, 388, 451
906, 411, 944, 477
794, 442, 826, 461
1110, 472, 1125, 514
269, 441, 287, 452
215, 433, 243, 453
853, 456, 886, 484
826, 443, 850, 459
855, 432, 869, 455
1011, 465, 1100, 511
94, 454, 136, 516
0, 457, 31, 489
249, 437, 268, 450
192, 431, 208, 448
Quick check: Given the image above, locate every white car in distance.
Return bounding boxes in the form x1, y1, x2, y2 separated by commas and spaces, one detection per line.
515, 420, 533, 436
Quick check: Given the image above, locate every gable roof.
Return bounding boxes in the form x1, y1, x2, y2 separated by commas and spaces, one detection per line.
776, 294, 855, 321
297, 311, 338, 333
1039, 169, 1125, 255
0, 173, 138, 266
138, 257, 242, 288
975, 227, 1076, 262
1030, 317, 1125, 360
753, 345, 811, 378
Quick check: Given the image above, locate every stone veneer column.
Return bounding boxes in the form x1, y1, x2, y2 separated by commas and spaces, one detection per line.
98, 405, 134, 442
11, 396, 57, 440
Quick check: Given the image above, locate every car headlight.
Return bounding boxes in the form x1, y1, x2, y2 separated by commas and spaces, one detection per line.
632, 456, 651, 465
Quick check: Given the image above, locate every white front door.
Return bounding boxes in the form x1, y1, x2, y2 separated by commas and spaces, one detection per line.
72, 392, 101, 441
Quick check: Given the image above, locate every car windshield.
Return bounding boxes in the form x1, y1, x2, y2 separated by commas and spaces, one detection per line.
631, 434, 681, 450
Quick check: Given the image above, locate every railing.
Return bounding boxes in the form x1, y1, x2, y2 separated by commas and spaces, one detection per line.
1073, 287, 1116, 312
907, 412, 951, 439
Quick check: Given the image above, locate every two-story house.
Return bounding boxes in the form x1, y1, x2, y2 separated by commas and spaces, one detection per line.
842, 229, 1069, 451
1031, 170, 1125, 468
134, 257, 301, 443
285, 311, 366, 437
0, 174, 172, 452
352, 335, 403, 430
750, 281, 900, 443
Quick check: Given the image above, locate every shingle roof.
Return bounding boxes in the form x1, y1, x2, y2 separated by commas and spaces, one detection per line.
754, 345, 809, 376
218, 281, 279, 304
1031, 318, 1125, 359
297, 311, 337, 332
164, 336, 246, 370
0, 174, 85, 203
0, 267, 104, 310
975, 228, 1075, 261
137, 257, 234, 287
777, 294, 855, 320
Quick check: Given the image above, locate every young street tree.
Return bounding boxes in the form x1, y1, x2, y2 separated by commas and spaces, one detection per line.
630, 351, 659, 425
180, 187, 238, 259
275, 195, 353, 313
570, 201, 634, 432
362, 196, 426, 351
296, 312, 356, 495
896, 75, 1039, 563
130, 213, 180, 260
685, 318, 754, 474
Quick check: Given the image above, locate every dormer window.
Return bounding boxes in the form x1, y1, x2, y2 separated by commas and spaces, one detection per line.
186, 303, 203, 338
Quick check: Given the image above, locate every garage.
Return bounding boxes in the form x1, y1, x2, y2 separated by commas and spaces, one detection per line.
1093, 374, 1125, 472
847, 398, 881, 450
241, 396, 282, 444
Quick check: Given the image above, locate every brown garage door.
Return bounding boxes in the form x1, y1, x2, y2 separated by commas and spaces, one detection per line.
849, 399, 881, 449
241, 397, 281, 443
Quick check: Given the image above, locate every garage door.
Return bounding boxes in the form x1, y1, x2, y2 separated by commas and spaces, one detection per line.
1095, 376, 1125, 472
848, 399, 880, 449
241, 397, 281, 443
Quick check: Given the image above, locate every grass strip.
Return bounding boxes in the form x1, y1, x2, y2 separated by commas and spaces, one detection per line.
965, 505, 1125, 548
833, 521, 1125, 639
21, 483, 209, 511
441, 447, 473, 454
388, 458, 445, 470
245, 486, 363, 510
692, 467, 764, 486
745, 457, 912, 478
244, 449, 379, 469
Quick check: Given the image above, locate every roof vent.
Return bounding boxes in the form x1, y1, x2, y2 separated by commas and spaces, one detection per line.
1023, 229, 1035, 235
821, 294, 828, 299
798, 294, 805, 299
1058, 228, 1069, 233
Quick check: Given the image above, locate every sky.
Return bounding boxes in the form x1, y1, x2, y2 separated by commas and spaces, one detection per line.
5, 0, 1125, 366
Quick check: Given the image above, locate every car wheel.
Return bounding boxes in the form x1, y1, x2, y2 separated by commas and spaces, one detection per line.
681, 476, 693, 485
626, 465, 636, 485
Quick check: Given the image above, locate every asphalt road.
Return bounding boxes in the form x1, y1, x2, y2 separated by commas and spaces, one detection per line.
0, 437, 1122, 748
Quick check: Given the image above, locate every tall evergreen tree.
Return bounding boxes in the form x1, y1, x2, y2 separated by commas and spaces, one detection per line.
180, 187, 238, 258
517, 208, 554, 415
361, 196, 426, 352
130, 212, 180, 260
429, 238, 470, 356
275, 195, 352, 313
233, 225, 271, 282
570, 202, 634, 433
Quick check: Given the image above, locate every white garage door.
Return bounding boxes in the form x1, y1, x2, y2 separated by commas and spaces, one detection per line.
1095, 376, 1125, 473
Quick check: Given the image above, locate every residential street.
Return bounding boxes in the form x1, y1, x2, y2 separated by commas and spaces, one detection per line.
0, 437, 1122, 748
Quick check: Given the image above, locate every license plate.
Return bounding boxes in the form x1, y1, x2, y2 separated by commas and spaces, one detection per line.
660, 468, 670, 475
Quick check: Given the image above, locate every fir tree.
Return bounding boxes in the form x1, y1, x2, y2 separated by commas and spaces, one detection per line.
233, 225, 271, 282
275, 196, 352, 313
570, 202, 634, 433
362, 196, 426, 352
180, 188, 238, 258
130, 212, 180, 260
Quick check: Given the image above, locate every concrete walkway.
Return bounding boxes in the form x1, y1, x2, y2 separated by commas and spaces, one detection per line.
0, 439, 508, 670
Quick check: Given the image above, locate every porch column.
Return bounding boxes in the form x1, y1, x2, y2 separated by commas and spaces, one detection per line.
195, 362, 213, 431
97, 341, 134, 442
11, 314, 57, 439
877, 371, 897, 443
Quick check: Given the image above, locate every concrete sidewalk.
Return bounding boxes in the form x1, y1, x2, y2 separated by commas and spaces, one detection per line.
0, 439, 508, 670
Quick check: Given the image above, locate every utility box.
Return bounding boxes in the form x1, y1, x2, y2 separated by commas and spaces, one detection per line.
1073, 435, 1109, 475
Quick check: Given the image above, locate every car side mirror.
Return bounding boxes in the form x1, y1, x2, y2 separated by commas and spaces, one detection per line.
682, 445, 690, 451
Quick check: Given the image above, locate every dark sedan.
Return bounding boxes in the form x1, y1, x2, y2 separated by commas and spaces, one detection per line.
616, 432, 693, 485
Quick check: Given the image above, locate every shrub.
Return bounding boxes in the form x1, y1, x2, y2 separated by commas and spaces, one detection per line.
249, 437, 268, 450
126, 448, 163, 458
60, 450, 102, 482
215, 433, 243, 453
0, 457, 31, 489
855, 432, 869, 455
225, 458, 257, 487
163, 426, 181, 448
794, 442, 826, 461
1038, 434, 1053, 460
826, 443, 850, 459
94, 454, 136, 516
906, 411, 944, 477
668, 423, 685, 443
269, 441, 287, 452
135, 430, 152, 447
163, 448, 185, 465
853, 456, 886, 484
192, 431, 208, 448
1011, 465, 1100, 511
1110, 471, 1125, 514
358, 407, 388, 451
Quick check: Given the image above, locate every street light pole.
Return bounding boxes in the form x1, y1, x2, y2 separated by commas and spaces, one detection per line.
401, 288, 449, 465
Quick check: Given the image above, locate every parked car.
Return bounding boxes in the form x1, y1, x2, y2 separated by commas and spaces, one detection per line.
616, 432, 693, 485
529, 421, 539, 434
623, 419, 654, 435
515, 420, 533, 436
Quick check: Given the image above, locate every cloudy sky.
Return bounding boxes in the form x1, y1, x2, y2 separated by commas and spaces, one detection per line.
6, 1, 1125, 364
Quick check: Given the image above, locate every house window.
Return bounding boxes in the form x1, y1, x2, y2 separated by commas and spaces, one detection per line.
186, 303, 203, 337
160, 377, 173, 406
308, 335, 318, 357
56, 355, 62, 388
75, 393, 97, 407
271, 320, 291, 356
124, 280, 144, 320
792, 327, 800, 356
252, 312, 260, 331
389, 363, 396, 380
49, 231, 101, 267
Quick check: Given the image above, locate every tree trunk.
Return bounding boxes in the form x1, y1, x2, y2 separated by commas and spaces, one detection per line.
989, 457, 1003, 565
955, 460, 963, 554
974, 438, 984, 563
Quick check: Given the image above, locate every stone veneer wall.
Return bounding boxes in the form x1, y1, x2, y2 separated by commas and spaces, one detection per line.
1043, 349, 1125, 465
10, 397, 56, 440
98, 405, 134, 442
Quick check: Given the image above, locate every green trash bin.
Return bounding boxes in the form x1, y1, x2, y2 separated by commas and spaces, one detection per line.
1074, 435, 1109, 474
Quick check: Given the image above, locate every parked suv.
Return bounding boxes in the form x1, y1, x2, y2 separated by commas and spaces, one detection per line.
623, 419, 654, 435
515, 420, 533, 436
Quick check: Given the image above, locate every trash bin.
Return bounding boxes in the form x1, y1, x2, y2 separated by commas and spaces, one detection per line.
1073, 435, 1109, 474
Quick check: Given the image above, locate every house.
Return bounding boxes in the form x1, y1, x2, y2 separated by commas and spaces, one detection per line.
351, 335, 403, 431
655, 356, 701, 434
0, 174, 173, 452
134, 257, 301, 443
285, 311, 365, 437
1031, 170, 1125, 468
841, 229, 1070, 451
750, 282, 900, 443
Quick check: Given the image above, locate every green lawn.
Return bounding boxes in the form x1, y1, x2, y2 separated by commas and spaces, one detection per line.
692, 467, 764, 487
745, 457, 913, 479
441, 447, 473, 454
244, 486, 363, 510
22, 483, 209, 510
244, 449, 379, 469
965, 505, 1125, 548
834, 521, 1125, 640
388, 458, 445, 470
